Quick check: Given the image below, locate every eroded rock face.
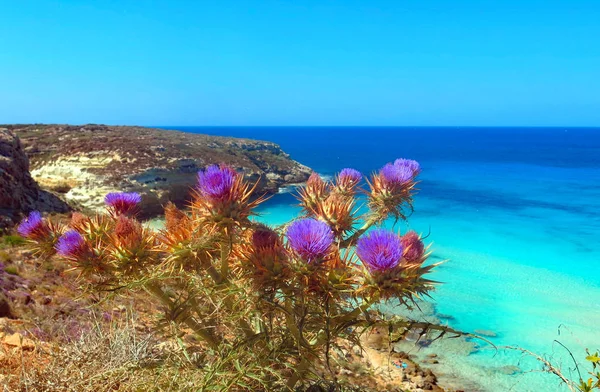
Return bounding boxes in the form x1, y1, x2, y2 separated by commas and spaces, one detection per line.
8, 125, 311, 219
0, 129, 70, 230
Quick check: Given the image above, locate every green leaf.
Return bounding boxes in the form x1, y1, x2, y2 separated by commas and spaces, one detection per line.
586, 355, 600, 363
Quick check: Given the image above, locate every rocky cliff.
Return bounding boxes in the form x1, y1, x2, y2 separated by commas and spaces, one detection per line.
0, 129, 70, 230
6, 124, 311, 218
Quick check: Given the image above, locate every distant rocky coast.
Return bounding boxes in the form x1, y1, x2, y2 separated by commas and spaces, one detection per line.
0, 124, 312, 226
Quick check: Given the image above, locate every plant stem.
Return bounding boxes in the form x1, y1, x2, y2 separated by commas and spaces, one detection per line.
340, 215, 379, 248
220, 232, 231, 277
286, 357, 310, 390
145, 281, 219, 350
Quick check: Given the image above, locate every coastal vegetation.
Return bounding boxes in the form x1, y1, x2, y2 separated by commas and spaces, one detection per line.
10, 158, 464, 390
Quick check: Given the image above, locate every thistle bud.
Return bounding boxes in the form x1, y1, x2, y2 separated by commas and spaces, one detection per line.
252, 226, 280, 250
298, 173, 328, 213
164, 202, 190, 232
114, 215, 143, 246
336, 168, 362, 192
400, 231, 425, 263
238, 226, 289, 286
69, 212, 88, 228
312, 194, 355, 237
306, 172, 327, 197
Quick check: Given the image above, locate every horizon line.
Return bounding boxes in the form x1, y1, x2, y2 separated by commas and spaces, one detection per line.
3, 123, 600, 129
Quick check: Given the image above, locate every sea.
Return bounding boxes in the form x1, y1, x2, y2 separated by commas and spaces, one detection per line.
160, 126, 600, 392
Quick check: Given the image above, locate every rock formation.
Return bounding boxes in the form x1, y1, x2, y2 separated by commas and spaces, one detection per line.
0, 128, 70, 230
6, 124, 311, 219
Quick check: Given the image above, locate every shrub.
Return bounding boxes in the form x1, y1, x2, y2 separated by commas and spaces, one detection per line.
20, 159, 460, 390
1, 234, 26, 248
0, 250, 11, 263
580, 351, 600, 391
4, 265, 19, 275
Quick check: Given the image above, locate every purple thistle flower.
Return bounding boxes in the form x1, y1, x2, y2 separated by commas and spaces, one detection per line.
380, 163, 413, 185
17, 211, 47, 239
394, 158, 421, 175
197, 165, 237, 201
55, 230, 85, 258
338, 168, 362, 184
356, 229, 404, 272
286, 218, 333, 263
105, 192, 142, 215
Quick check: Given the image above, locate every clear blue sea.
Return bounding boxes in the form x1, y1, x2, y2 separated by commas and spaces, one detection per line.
162, 126, 600, 391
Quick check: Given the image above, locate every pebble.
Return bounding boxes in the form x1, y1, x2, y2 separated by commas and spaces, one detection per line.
2, 332, 35, 349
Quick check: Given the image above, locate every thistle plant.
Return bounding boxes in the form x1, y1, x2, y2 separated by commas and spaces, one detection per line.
20, 160, 455, 390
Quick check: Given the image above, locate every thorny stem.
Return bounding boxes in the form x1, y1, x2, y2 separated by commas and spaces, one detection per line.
281, 286, 311, 350
286, 357, 311, 390
205, 229, 256, 339
337, 296, 377, 325
340, 215, 379, 248
205, 264, 222, 284
283, 296, 311, 350
324, 295, 334, 378
220, 232, 231, 278
145, 281, 219, 350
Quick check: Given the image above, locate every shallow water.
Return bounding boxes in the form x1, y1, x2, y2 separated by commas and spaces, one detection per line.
161, 126, 600, 391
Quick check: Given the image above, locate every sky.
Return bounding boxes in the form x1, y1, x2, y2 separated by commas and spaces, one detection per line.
0, 0, 599, 126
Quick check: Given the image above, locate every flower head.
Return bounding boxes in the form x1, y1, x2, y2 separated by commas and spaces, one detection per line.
305, 172, 327, 198
400, 231, 425, 263
17, 211, 49, 239
299, 173, 329, 214
115, 215, 143, 242
105, 192, 142, 215
197, 165, 237, 201
338, 168, 362, 184
55, 230, 86, 258
380, 163, 413, 186
252, 226, 280, 250
394, 158, 421, 175
356, 229, 403, 272
286, 218, 333, 263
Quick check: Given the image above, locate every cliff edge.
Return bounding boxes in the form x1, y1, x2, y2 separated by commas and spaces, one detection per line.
5, 124, 311, 218
0, 128, 70, 230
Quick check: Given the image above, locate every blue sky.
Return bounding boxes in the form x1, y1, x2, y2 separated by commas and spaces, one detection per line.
1, 0, 599, 126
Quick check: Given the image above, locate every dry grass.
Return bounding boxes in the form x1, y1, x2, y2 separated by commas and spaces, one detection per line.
0, 313, 217, 392
1, 312, 298, 392
0, 315, 410, 392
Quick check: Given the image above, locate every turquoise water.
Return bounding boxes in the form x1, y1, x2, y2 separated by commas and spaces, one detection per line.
163, 127, 600, 391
